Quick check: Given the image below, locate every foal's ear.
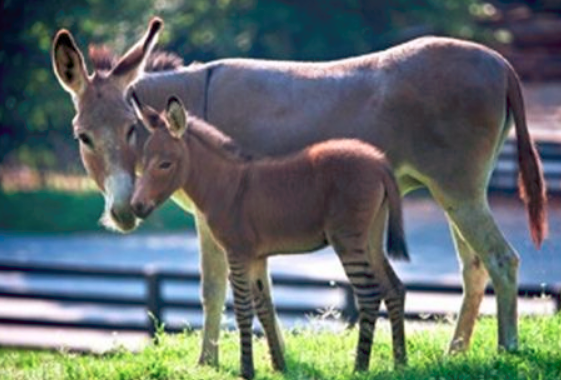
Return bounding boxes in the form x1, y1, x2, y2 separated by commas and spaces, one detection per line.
166, 96, 188, 139
110, 17, 163, 90
52, 29, 89, 98
129, 91, 159, 133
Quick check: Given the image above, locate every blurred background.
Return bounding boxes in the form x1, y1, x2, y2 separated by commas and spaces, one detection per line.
0, 0, 560, 351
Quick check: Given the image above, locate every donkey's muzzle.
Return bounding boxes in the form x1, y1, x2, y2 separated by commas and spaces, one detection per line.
131, 201, 154, 220
109, 206, 138, 232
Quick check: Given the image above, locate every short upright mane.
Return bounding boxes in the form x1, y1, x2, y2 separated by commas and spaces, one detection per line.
188, 117, 252, 161
88, 45, 183, 73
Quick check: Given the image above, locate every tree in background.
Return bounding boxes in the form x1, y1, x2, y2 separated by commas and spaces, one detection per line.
0, 0, 489, 173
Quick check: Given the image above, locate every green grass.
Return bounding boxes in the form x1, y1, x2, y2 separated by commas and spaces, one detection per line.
1, 315, 560, 379
0, 190, 194, 233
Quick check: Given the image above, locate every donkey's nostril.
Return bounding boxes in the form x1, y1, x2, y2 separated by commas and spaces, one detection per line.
110, 208, 121, 222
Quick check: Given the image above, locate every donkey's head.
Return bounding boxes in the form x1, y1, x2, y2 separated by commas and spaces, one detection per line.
130, 95, 189, 219
52, 18, 163, 232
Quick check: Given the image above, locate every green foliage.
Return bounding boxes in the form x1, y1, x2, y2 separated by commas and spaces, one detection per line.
0, 316, 560, 379
0, 190, 194, 233
0, 0, 490, 170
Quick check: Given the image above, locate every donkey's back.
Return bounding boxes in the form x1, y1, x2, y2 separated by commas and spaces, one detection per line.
206, 36, 510, 168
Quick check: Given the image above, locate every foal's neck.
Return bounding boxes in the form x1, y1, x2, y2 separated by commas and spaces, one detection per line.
181, 124, 248, 217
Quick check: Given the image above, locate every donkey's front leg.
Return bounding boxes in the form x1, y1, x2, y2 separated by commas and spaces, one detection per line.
195, 211, 228, 367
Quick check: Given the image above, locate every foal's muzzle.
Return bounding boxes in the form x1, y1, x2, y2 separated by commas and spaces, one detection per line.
131, 201, 155, 220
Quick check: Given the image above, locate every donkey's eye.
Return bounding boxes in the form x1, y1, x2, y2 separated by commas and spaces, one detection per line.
159, 161, 172, 170
77, 133, 94, 149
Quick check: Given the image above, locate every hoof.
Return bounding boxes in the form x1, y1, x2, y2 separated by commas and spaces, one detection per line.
197, 349, 218, 368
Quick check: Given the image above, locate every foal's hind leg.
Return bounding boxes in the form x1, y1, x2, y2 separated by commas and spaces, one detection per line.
250, 258, 286, 372
435, 194, 519, 351
447, 224, 489, 353
367, 205, 407, 365
329, 232, 382, 372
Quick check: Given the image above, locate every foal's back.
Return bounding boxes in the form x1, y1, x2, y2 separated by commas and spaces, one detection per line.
242, 139, 390, 255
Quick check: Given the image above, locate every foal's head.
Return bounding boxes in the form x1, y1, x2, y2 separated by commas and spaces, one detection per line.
130, 95, 190, 219
51, 18, 163, 232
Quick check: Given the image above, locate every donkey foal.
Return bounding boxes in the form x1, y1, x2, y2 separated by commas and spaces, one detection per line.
131, 95, 409, 379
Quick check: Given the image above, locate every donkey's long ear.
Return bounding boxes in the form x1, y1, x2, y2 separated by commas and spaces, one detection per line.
166, 96, 188, 139
129, 91, 159, 133
110, 17, 163, 90
52, 30, 89, 98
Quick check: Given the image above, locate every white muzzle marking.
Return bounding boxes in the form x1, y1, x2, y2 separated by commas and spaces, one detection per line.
100, 169, 138, 232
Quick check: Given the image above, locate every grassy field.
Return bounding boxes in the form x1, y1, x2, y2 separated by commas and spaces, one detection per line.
0, 315, 560, 380
0, 190, 194, 233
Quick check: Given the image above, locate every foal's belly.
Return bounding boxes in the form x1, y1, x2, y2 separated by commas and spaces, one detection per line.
260, 230, 328, 257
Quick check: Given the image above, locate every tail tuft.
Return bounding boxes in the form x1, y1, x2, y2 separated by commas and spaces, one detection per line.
507, 63, 548, 248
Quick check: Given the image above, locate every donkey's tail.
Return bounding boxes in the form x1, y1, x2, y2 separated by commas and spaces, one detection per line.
506, 63, 548, 248
382, 165, 410, 261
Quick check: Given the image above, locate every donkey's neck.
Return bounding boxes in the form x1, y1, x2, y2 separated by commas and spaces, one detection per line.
181, 131, 247, 217
134, 65, 208, 117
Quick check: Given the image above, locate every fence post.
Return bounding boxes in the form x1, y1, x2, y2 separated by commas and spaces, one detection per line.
553, 284, 561, 314
145, 266, 163, 342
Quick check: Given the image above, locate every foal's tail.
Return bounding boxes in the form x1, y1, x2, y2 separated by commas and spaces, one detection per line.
382, 166, 410, 261
506, 63, 548, 248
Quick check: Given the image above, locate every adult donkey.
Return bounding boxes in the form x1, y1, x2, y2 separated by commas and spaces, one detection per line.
52, 18, 547, 363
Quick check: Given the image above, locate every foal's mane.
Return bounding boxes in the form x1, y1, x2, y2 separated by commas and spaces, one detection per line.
88, 45, 184, 73
187, 116, 253, 162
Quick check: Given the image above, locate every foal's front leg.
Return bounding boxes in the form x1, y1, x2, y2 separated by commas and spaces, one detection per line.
229, 256, 257, 380
251, 258, 286, 372
195, 211, 228, 366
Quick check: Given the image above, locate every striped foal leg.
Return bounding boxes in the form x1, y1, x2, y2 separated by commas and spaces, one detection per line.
228, 259, 256, 380
380, 257, 407, 366
338, 252, 382, 372
251, 258, 286, 372
368, 203, 407, 366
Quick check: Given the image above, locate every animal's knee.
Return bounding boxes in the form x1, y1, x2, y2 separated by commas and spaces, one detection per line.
386, 280, 405, 303
489, 249, 519, 272
201, 281, 228, 308
486, 250, 520, 288
395, 281, 406, 299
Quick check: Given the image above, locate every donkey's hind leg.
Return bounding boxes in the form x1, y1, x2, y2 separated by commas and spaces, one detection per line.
250, 258, 286, 372
329, 232, 382, 372
436, 193, 519, 351
447, 223, 489, 353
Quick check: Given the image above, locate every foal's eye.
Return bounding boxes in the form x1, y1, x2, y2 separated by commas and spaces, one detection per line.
159, 161, 172, 170
77, 133, 94, 149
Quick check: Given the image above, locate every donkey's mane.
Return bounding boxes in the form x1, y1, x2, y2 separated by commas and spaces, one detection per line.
88, 45, 184, 73
188, 117, 253, 162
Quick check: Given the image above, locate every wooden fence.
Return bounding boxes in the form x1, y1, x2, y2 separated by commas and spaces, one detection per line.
0, 138, 559, 343
0, 262, 559, 338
